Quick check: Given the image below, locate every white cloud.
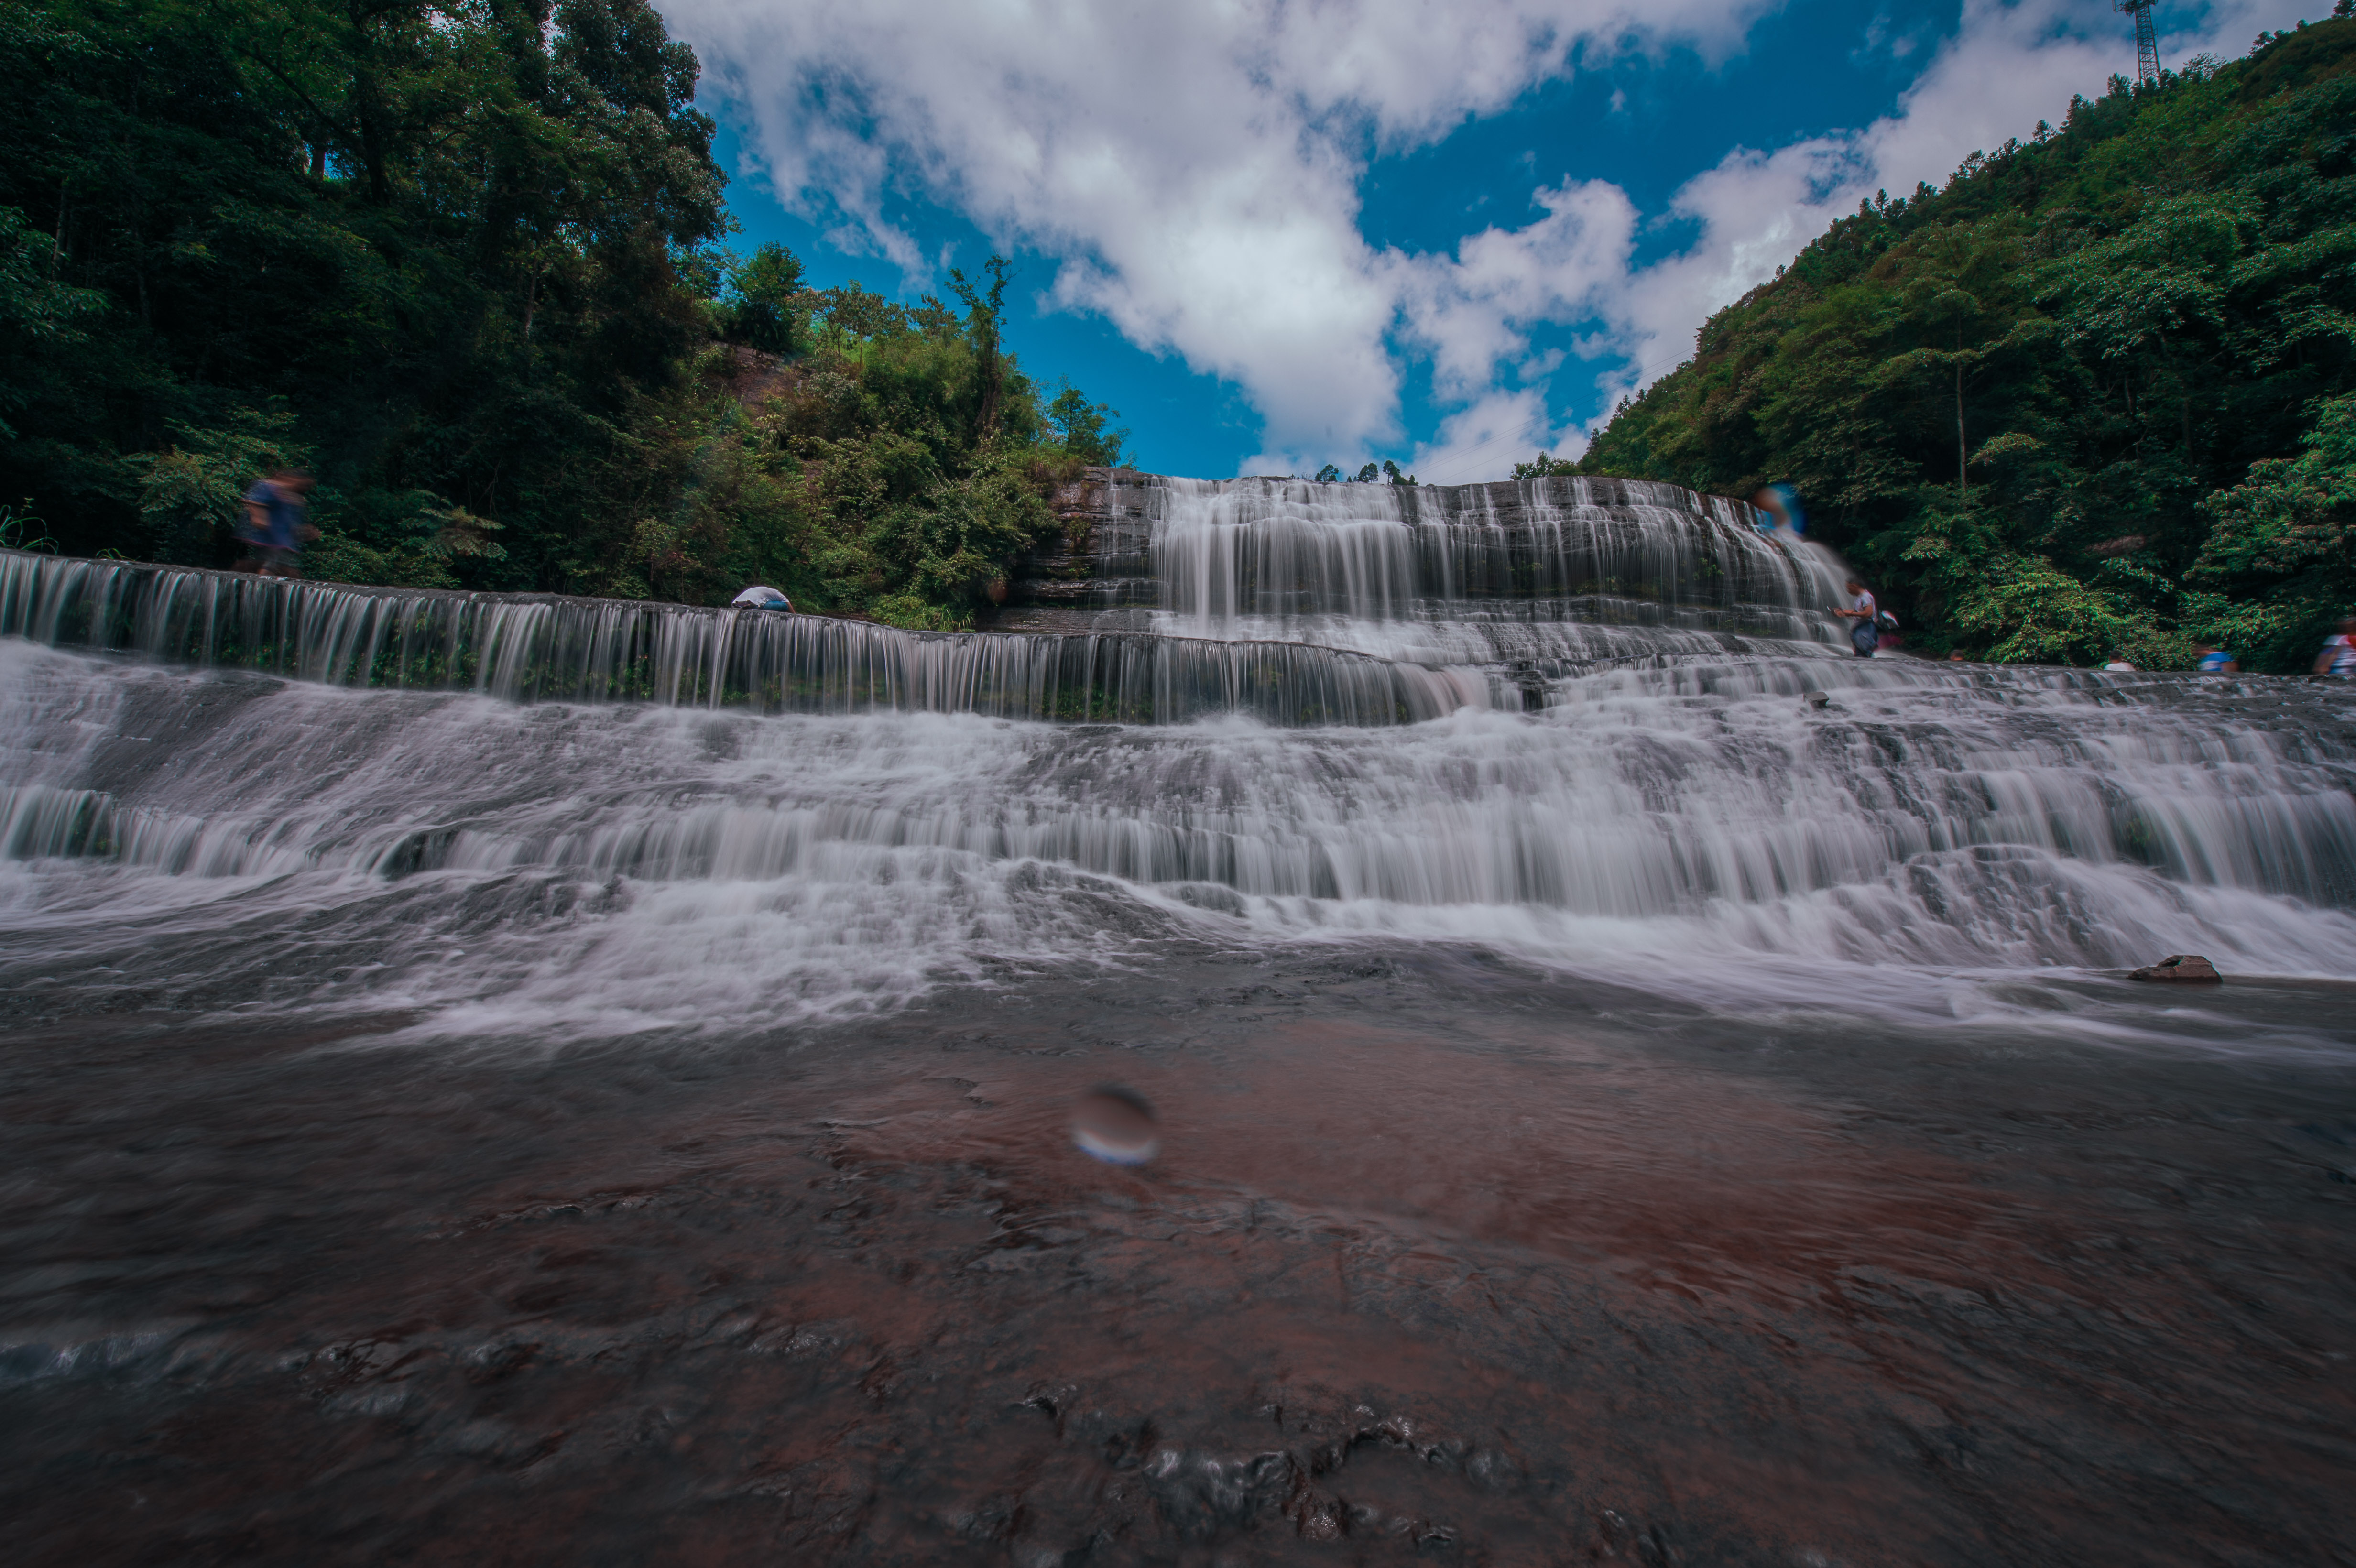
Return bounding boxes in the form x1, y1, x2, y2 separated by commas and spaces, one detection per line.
669, 0, 1774, 466
1408, 390, 1587, 483
1393, 178, 1639, 401
668, 0, 2324, 476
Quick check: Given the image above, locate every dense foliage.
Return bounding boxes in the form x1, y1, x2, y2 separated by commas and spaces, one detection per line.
0, 0, 1125, 626
1578, 17, 2356, 670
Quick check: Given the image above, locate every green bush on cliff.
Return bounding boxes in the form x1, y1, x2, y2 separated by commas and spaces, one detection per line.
2184, 390, 2356, 665
1578, 19, 2356, 669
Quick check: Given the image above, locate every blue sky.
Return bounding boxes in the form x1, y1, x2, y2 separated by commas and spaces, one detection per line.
673, 0, 2313, 481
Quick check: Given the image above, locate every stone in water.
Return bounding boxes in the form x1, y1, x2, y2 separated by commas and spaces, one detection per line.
2128, 955, 2222, 983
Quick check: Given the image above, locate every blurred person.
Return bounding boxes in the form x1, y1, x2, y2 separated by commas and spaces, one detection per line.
2316, 618, 2356, 676
239, 469, 316, 577
1833, 578, 1878, 657
2103, 654, 2138, 672
1752, 483, 1805, 537
731, 585, 794, 611
2196, 645, 2239, 674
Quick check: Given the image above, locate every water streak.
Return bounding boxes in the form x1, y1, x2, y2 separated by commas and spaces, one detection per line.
2, 636, 2350, 1038
1128, 474, 1851, 666
0, 550, 1487, 725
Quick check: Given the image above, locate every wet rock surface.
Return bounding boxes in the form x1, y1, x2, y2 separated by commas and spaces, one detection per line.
2, 947, 2353, 1566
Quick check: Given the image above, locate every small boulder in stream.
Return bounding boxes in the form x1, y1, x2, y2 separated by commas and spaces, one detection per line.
2127, 955, 2223, 983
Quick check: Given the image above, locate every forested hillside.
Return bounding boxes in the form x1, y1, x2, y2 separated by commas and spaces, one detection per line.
1574, 15, 2356, 671
0, 0, 1124, 628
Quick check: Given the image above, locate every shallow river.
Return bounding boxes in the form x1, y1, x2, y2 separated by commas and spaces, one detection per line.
3, 476, 2354, 1564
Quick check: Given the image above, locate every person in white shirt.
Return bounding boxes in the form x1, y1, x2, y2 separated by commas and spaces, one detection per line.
2102, 654, 2137, 672
730, 586, 794, 611
1833, 578, 1879, 657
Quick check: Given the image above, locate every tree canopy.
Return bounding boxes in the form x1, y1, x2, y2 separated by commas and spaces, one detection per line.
0, 0, 1127, 627
1577, 18, 2356, 670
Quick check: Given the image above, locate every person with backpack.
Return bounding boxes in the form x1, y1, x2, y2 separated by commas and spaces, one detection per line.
1834, 578, 1880, 657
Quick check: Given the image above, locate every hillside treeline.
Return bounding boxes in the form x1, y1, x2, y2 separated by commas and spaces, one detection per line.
0, 0, 1124, 627
1572, 17, 2356, 671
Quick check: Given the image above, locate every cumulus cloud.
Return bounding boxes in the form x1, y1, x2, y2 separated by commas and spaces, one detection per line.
668, 0, 2323, 476
669, 0, 1772, 463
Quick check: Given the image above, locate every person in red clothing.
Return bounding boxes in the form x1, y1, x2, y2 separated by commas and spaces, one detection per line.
2315, 617, 2356, 676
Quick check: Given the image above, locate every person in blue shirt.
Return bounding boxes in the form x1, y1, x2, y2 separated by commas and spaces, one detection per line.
239, 469, 315, 577
1751, 483, 1806, 537
2196, 645, 2238, 674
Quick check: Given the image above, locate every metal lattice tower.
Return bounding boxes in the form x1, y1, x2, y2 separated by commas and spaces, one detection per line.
2115, 0, 2162, 85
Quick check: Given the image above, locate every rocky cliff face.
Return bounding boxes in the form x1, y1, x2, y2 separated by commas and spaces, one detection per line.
989, 467, 1154, 633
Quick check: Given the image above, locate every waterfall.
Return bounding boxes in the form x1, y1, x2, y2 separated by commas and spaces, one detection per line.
4, 470, 2353, 1041
1103, 473, 1855, 669
0, 550, 1490, 725
1, 473, 1855, 722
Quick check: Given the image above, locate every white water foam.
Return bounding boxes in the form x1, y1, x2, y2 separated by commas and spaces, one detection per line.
4, 637, 2352, 1048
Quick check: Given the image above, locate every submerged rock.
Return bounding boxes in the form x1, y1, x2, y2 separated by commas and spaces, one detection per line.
2128, 955, 2223, 983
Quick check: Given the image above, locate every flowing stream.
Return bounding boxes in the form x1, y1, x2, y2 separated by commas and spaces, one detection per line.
4, 475, 2355, 1565
4, 473, 2353, 1037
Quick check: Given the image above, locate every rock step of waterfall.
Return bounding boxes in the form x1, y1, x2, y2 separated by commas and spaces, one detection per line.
0, 472, 1859, 724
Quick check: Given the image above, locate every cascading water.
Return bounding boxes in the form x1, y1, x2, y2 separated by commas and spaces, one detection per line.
3, 470, 2353, 1039
0, 550, 1471, 725
1135, 472, 1854, 667
9, 474, 2356, 1568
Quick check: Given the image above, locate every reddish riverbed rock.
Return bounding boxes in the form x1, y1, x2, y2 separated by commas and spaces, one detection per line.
2128, 954, 2223, 982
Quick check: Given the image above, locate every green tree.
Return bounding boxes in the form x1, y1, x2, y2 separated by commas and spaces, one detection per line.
722, 242, 807, 356
1046, 383, 1129, 466
0, 1, 1126, 628
0, 0, 726, 588
2184, 391, 2356, 666
1579, 26, 2356, 669
947, 255, 1012, 441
